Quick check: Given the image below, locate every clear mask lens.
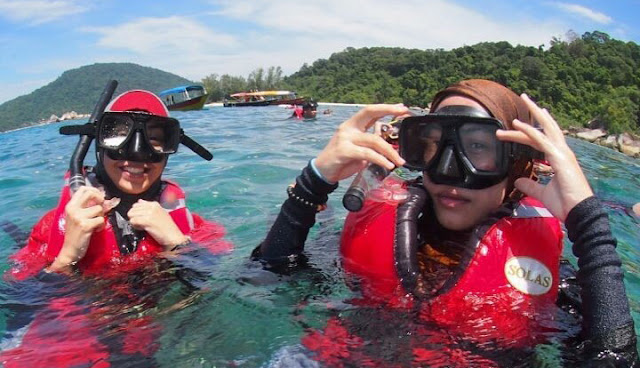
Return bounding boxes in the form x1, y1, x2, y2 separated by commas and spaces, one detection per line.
101, 116, 133, 149
399, 115, 511, 189
98, 112, 181, 154
457, 123, 502, 172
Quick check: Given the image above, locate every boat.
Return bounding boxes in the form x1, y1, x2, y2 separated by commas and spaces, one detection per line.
158, 85, 208, 111
222, 92, 271, 107
223, 90, 306, 107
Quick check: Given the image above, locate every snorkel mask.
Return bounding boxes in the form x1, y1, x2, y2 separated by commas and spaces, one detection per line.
60, 81, 212, 190
98, 88, 212, 163
97, 111, 181, 163
399, 105, 540, 190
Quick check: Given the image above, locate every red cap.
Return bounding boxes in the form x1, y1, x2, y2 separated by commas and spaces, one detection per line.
106, 90, 169, 117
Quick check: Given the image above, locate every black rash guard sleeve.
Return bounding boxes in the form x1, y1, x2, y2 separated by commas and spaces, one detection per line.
253, 161, 338, 263
565, 196, 638, 363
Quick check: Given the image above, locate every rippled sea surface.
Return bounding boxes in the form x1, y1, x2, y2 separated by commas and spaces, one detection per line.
0, 105, 638, 367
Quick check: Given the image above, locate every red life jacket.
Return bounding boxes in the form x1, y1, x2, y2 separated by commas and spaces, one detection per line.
2, 174, 232, 368
340, 177, 564, 347
8, 173, 232, 280
293, 106, 303, 119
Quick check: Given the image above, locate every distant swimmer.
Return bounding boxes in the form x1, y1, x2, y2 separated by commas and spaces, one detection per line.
633, 202, 640, 216
323, 108, 333, 115
292, 99, 318, 120
291, 105, 303, 119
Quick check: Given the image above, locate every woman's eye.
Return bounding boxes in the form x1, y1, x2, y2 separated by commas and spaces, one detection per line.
469, 142, 488, 151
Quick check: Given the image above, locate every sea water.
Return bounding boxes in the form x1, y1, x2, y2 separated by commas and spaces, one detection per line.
0, 105, 638, 366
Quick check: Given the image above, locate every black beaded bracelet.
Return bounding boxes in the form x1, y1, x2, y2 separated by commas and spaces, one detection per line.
287, 184, 327, 212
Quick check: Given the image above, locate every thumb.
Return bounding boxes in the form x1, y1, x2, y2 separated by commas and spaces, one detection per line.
514, 178, 545, 200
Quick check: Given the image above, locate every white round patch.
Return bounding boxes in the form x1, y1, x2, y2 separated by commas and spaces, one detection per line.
504, 257, 553, 295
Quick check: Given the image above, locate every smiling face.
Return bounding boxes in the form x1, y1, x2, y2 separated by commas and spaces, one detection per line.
423, 95, 507, 230
102, 154, 166, 194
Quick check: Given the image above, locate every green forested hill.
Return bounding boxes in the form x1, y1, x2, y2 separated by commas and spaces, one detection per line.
284, 31, 640, 134
2, 31, 639, 134
0, 63, 193, 132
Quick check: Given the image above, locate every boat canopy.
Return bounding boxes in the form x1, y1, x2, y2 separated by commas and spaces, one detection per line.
230, 90, 295, 98
159, 85, 206, 97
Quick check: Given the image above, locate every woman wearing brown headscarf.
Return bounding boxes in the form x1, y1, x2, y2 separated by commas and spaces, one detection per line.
254, 79, 637, 366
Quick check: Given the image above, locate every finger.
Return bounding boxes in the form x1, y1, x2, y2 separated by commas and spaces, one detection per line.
74, 187, 105, 208
353, 146, 397, 170
511, 119, 559, 154
496, 130, 542, 151
127, 207, 146, 220
129, 200, 152, 212
512, 119, 574, 166
68, 186, 97, 206
80, 204, 106, 218
128, 218, 145, 230
514, 177, 546, 200
351, 133, 405, 166
520, 94, 564, 142
128, 204, 155, 219
85, 216, 106, 230
345, 104, 408, 131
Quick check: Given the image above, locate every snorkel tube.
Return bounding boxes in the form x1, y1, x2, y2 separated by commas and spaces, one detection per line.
60, 80, 118, 192
342, 117, 405, 212
342, 164, 390, 212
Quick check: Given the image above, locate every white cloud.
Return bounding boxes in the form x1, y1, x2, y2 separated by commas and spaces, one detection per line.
80, 16, 241, 81
77, 0, 570, 82
555, 3, 612, 24
210, 0, 564, 49
83, 16, 236, 54
0, 0, 86, 25
192, 0, 566, 80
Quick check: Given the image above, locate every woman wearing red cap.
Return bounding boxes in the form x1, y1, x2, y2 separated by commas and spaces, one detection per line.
1, 88, 231, 367
8, 89, 231, 278
255, 80, 637, 366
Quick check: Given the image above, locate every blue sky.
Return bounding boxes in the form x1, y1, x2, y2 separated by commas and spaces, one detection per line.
0, 0, 638, 104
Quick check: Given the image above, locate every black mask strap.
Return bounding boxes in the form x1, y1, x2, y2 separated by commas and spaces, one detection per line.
433, 105, 492, 118
181, 133, 213, 161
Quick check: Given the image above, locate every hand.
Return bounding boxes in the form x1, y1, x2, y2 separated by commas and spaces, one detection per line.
315, 104, 409, 183
128, 199, 189, 250
49, 186, 107, 273
496, 94, 594, 221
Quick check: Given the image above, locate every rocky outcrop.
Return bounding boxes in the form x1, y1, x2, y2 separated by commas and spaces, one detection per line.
575, 129, 606, 142
40, 111, 90, 124
566, 128, 640, 158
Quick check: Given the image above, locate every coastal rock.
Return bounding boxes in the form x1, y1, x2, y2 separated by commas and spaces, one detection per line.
617, 133, 637, 146
620, 144, 640, 157
41, 111, 90, 124
60, 111, 90, 121
617, 133, 640, 157
598, 135, 618, 149
568, 128, 640, 158
576, 129, 606, 142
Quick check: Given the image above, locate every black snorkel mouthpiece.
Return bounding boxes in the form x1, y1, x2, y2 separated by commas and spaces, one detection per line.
60, 80, 118, 192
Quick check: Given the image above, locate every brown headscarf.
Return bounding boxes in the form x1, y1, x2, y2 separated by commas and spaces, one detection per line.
428, 79, 537, 201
